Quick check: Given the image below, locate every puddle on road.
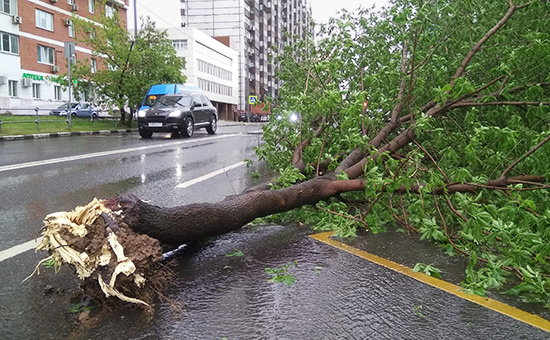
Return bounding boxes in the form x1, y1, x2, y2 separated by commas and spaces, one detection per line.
340, 227, 550, 321
13, 224, 544, 340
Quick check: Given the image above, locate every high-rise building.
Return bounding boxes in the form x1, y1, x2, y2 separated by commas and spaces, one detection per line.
180, 0, 312, 112
0, 0, 128, 112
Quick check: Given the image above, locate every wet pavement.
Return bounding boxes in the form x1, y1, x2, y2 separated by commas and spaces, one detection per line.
6, 224, 548, 339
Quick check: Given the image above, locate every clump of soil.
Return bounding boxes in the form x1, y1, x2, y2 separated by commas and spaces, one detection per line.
30, 198, 170, 312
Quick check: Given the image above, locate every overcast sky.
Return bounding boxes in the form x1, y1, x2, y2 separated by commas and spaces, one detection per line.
311, 0, 388, 24
127, 0, 389, 31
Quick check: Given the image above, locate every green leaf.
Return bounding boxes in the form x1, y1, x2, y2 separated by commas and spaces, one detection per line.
226, 249, 244, 257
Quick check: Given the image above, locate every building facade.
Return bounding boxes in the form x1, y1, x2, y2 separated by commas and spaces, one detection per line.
0, 0, 127, 113
165, 27, 238, 120
180, 0, 312, 112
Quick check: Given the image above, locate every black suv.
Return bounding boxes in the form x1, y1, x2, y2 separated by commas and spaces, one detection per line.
137, 93, 217, 138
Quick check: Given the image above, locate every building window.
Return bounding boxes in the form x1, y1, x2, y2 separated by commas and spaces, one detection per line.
35, 9, 54, 31
88, 0, 94, 13
37, 45, 55, 65
8, 80, 17, 96
91, 58, 97, 73
67, 0, 74, 5
1, 0, 12, 14
105, 4, 115, 18
32, 83, 41, 99
172, 39, 187, 50
54, 85, 61, 100
1, 31, 18, 54
68, 21, 75, 37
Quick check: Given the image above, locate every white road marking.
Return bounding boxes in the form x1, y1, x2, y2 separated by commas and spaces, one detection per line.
0, 133, 242, 173
0, 237, 44, 262
0, 132, 247, 260
176, 161, 247, 188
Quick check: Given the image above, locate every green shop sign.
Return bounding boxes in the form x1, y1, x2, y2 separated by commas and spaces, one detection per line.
22, 73, 67, 85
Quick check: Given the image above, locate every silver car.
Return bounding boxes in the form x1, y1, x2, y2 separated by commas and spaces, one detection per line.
49, 102, 98, 118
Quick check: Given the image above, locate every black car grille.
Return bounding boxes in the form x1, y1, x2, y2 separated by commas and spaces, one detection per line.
145, 117, 166, 123
140, 116, 181, 124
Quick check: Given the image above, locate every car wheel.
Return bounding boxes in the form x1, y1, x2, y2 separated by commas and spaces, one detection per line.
71, 113, 76, 117
181, 117, 194, 138
206, 115, 217, 135
139, 129, 153, 138
92, 113, 98, 119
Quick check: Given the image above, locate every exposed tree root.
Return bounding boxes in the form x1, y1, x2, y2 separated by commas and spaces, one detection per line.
28, 198, 166, 312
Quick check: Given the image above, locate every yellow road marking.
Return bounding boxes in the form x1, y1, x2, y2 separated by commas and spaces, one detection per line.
310, 231, 550, 333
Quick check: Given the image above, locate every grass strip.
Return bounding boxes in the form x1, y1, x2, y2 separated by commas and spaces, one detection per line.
0, 114, 136, 136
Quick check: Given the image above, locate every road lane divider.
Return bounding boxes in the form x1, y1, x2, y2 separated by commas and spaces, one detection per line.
310, 231, 550, 333
0, 133, 242, 173
176, 161, 246, 188
0, 237, 43, 263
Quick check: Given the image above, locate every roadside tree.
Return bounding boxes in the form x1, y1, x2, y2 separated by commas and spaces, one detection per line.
71, 13, 185, 125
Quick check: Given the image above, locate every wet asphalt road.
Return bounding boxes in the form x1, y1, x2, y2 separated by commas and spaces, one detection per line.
0, 123, 549, 339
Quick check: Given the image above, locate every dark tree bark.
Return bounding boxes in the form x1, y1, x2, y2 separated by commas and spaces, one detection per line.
109, 178, 366, 246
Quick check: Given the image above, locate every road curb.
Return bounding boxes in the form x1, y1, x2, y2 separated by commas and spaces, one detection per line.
0, 121, 261, 142
0, 129, 137, 141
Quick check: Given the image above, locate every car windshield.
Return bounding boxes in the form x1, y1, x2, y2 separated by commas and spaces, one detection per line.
153, 95, 192, 108
144, 94, 164, 107
57, 103, 78, 110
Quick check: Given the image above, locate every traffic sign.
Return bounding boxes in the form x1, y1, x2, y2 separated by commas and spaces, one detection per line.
249, 95, 258, 105
64, 41, 75, 59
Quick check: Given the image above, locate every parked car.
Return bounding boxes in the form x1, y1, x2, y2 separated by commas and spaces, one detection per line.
238, 111, 248, 122
260, 114, 270, 122
49, 103, 77, 116
49, 102, 98, 118
137, 92, 217, 139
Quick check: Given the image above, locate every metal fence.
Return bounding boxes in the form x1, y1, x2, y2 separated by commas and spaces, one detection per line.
0, 107, 119, 132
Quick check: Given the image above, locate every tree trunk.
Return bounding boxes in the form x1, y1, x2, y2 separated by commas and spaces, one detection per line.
111, 177, 366, 246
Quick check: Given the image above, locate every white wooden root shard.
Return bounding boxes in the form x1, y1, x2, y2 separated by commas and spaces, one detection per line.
30, 198, 148, 306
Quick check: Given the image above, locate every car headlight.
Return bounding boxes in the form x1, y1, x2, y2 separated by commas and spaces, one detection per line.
138, 110, 147, 117
168, 110, 181, 118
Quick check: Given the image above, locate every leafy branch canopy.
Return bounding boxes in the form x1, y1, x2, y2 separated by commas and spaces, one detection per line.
258, 0, 550, 306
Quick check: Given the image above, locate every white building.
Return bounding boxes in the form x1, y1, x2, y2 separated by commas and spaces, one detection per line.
181, 0, 312, 113
164, 27, 238, 120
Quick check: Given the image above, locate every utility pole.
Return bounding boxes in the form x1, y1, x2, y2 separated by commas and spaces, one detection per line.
64, 41, 75, 128
133, 0, 138, 34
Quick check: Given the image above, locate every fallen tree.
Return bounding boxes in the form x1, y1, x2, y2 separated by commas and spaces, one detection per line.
32, 0, 550, 309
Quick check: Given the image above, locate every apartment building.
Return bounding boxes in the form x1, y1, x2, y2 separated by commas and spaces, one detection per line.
164, 27, 238, 120
0, 0, 127, 113
180, 0, 312, 112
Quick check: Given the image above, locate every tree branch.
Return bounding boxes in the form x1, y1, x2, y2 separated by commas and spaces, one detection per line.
450, 2, 529, 87
498, 134, 550, 180
450, 101, 550, 109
